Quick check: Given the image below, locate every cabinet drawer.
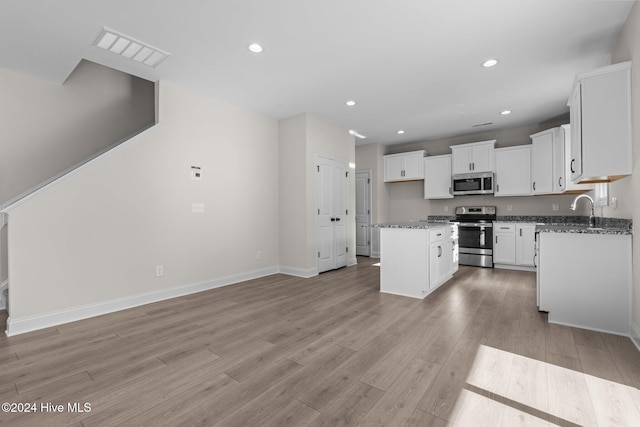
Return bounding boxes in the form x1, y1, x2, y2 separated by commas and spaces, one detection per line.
429, 228, 446, 242
495, 223, 516, 233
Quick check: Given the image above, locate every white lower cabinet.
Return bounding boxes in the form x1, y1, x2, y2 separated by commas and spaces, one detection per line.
429, 228, 450, 290
493, 222, 536, 270
515, 224, 536, 267
380, 225, 457, 299
493, 223, 516, 264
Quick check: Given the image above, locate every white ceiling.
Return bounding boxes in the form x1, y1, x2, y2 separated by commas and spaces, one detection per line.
0, 0, 634, 146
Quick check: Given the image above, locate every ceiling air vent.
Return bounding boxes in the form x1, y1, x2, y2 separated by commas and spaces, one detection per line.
93, 27, 170, 68
472, 122, 493, 128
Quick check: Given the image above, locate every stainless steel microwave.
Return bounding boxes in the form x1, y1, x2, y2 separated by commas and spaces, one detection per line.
452, 172, 494, 195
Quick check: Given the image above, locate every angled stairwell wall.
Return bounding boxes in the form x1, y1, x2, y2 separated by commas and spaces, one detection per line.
0, 60, 156, 285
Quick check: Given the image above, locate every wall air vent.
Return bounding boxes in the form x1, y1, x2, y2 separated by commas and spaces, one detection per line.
93, 27, 170, 68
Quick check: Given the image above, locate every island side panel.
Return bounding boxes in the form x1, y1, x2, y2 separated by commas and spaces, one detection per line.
380, 228, 429, 299
538, 232, 631, 335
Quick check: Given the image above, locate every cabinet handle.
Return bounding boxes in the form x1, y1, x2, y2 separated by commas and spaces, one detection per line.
559, 177, 563, 187
438, 246, 442, 257
570, 159, 575, 173
500, 227, 510, 229
449, 186, 452, 195
533, 182, 536, 191
519, 229, 522, 237
495, 236, 498, 244
496, 184, 500, 193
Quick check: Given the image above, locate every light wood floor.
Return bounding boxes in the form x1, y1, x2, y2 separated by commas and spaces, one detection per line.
0, 258, 639, 426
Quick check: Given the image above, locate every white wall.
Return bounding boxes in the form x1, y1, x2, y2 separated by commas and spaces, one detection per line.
355, 143, 389, 224
611, 1, 640, 341
0, 60, 155, 285
279, 113, 356, 275
0, 60, 155, 204
279, 114, 309, 273
5, 81, 279, 329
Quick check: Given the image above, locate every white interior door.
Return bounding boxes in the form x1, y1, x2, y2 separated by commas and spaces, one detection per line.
317, 156, 348, 273
355, 171, 371, 256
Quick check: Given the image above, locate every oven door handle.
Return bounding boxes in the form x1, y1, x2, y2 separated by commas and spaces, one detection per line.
454, 222, 493, 228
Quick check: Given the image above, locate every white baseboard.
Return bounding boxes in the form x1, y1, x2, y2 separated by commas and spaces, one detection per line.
631, 322, 640, 352
5, 266, 278, 336
370, 250, 380, 259
547, 319, 630, 338
347, 257, 358, 267
278, 265, 318, 278
493, 264, 536, 272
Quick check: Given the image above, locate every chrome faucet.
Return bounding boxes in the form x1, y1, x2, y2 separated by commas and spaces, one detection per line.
570, 194, 596, 228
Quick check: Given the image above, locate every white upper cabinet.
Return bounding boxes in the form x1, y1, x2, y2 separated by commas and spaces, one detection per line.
568, 61, 632, 183
424, 155, 453, 199
451, 140, 495, 174
553, 126, 566, 193
494, 145, 531, 197
384, 150, 426, 182
530, 125, 593, 195
560, 125, 593, 193
530, 129, 555, 194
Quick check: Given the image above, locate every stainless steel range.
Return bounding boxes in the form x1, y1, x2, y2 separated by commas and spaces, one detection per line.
451, 206, 496, 268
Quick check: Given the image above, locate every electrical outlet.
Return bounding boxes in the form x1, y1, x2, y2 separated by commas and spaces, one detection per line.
552, 203, 559, 211
507, 204, 512, 212
155, 265, 164, 277
256, 251, 262, 260
611, 196, 618, 209
444, 205, 448, 212
192, 203, 205, 213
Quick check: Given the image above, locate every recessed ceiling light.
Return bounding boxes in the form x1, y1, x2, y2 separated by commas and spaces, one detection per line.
349, 130, 366, 139
345, 100, 356, 107
501, 110, 512, 115
93, 27, 170, 68
397, 130, 405, 135
483, 59, 499, 68
248, 43, 264, 53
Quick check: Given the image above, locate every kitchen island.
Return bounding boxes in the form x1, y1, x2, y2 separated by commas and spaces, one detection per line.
376, 222, 458, 299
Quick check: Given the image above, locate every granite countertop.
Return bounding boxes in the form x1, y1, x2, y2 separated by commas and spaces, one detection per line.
373, 222, 450, 229
535, 224, 632, 235
374, 215, 632, 234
